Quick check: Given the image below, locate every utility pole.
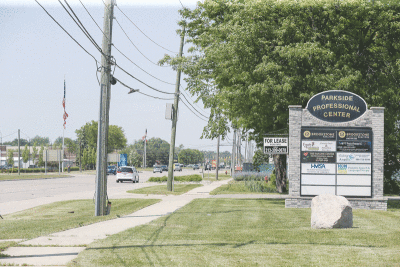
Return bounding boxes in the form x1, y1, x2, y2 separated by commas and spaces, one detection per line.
216, 135, 220, 180
95, 0, 114, 216
232, 128, 236, 177
18, 129, 20, 175
167, 26, 185, 192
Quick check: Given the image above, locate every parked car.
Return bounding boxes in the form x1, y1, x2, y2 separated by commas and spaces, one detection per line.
1, 164, 12, 170
116, 166, 139, 183
28, 165, 39, 168
107, 165, 117, 175
174, 164, 182, 172
161, 165, 168, 171
153, 166, 162, 173
193, 164, 200, 170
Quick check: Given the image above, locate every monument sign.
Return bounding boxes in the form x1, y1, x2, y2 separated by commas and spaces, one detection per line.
286, 90, 386, 210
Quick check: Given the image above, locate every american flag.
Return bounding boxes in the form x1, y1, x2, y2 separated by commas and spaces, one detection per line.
63, 80, 68, 129
142, 129, 147, 141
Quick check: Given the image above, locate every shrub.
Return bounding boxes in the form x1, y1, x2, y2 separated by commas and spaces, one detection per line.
148, 174, 202, 183
233, 172, 266, 181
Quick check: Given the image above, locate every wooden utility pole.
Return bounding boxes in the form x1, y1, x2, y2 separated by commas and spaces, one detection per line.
167, 27, 185, 192
232, 128, 236, 177
18, 129, 20, 175
216, 135, 220, 180
95, 0, 114, 216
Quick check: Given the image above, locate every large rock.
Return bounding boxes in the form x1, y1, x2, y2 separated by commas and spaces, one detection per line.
311, 194, 353, 229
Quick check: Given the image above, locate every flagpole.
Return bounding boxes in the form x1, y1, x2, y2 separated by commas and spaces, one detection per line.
62, 76, 65, 172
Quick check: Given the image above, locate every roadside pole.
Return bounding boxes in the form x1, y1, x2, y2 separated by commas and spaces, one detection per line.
18, 129, 20, 175
232, 128, 236, 177
216, 135, 220, 180
167, 26, 185, 192
95, 0, 114, 216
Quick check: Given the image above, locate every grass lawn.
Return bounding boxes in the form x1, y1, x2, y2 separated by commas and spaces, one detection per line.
70, 199, 400, 267
0, 199, 161, 240
201, 172, 231, 181
127, 184, 203, 195
210, 180, 285, 195
0, 242, 17, 257
0, 174, 72, 181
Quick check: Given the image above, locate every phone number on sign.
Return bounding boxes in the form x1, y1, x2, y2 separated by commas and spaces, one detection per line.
264, 147, 288, 154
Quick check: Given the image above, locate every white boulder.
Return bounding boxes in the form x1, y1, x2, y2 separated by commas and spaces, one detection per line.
311, 194, 353, 229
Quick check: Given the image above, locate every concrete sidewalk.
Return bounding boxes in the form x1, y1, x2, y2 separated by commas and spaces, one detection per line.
0, 179, 232, 266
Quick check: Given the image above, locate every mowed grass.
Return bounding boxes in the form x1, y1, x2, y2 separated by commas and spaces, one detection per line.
70, 199, 400, 267
201, 172, 231, 181
210, 180, 283, 195
127, 184, 203, 195
0, 199, 161, 240
0, 174, 72, 181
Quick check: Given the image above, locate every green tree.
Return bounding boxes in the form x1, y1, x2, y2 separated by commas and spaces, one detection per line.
252, 149, 270, 172
31, 136, 50, 146
38, 145, 44, 167
22, 144, 30, 164
7, 149, 14, 166
32, 142, 38, 165
3, 138, 29, 146
164, 0, 400, 193
178, 149, 204, 165
75, 120, 127, 153
54, 137, 77, 159
128, 149, 142, 167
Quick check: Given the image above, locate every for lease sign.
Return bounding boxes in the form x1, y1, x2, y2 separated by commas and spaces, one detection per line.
264, 138, 288, 147
264, 137, 288, 154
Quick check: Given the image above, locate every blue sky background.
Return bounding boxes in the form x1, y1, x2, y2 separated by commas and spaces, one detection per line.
0, 0, 239, 152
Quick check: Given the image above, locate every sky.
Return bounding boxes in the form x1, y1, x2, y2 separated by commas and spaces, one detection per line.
0, 0, 241, 153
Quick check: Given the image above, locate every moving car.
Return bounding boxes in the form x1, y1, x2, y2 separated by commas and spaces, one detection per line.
193, 164, 200, 170
153, 166, 162, 173
116, 166, 139, 183
107, 165, 117, 175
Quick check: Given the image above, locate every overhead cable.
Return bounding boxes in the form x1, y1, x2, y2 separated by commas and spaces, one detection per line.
59, 0, 104, 56
180, 89, 211, 116
35, 0, 100, 65
115, 77, 174, 100
115, 5, 178, 54
180, 97, 208, 122
180, 93, 209, 118
114, 18, 169, 68
85, 0, 175, 85
115, 63, 176, 95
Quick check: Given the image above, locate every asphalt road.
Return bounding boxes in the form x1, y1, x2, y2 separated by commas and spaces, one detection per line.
0, 168, 205, 215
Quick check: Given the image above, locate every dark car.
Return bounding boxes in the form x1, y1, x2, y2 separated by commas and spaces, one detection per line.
107, 165, 117, 175
161, 165, 168, 171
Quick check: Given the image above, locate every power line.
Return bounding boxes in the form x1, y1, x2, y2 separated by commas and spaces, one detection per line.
114, 76, 173, 100
35, 0, 100, 65
1, 132, 18, 139
180, 93, 209, 118
59, 0, 104, 56
115, 63, 176, 95
180, 97, 208, 122
180, 89, 210, 116
114, 18, 169, 68
115, 5, 178, 54
96, 0, 176, 85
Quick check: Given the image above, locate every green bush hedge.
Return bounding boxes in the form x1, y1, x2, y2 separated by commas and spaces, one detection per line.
0, 167, 82, 174
148, 174, 202, 182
